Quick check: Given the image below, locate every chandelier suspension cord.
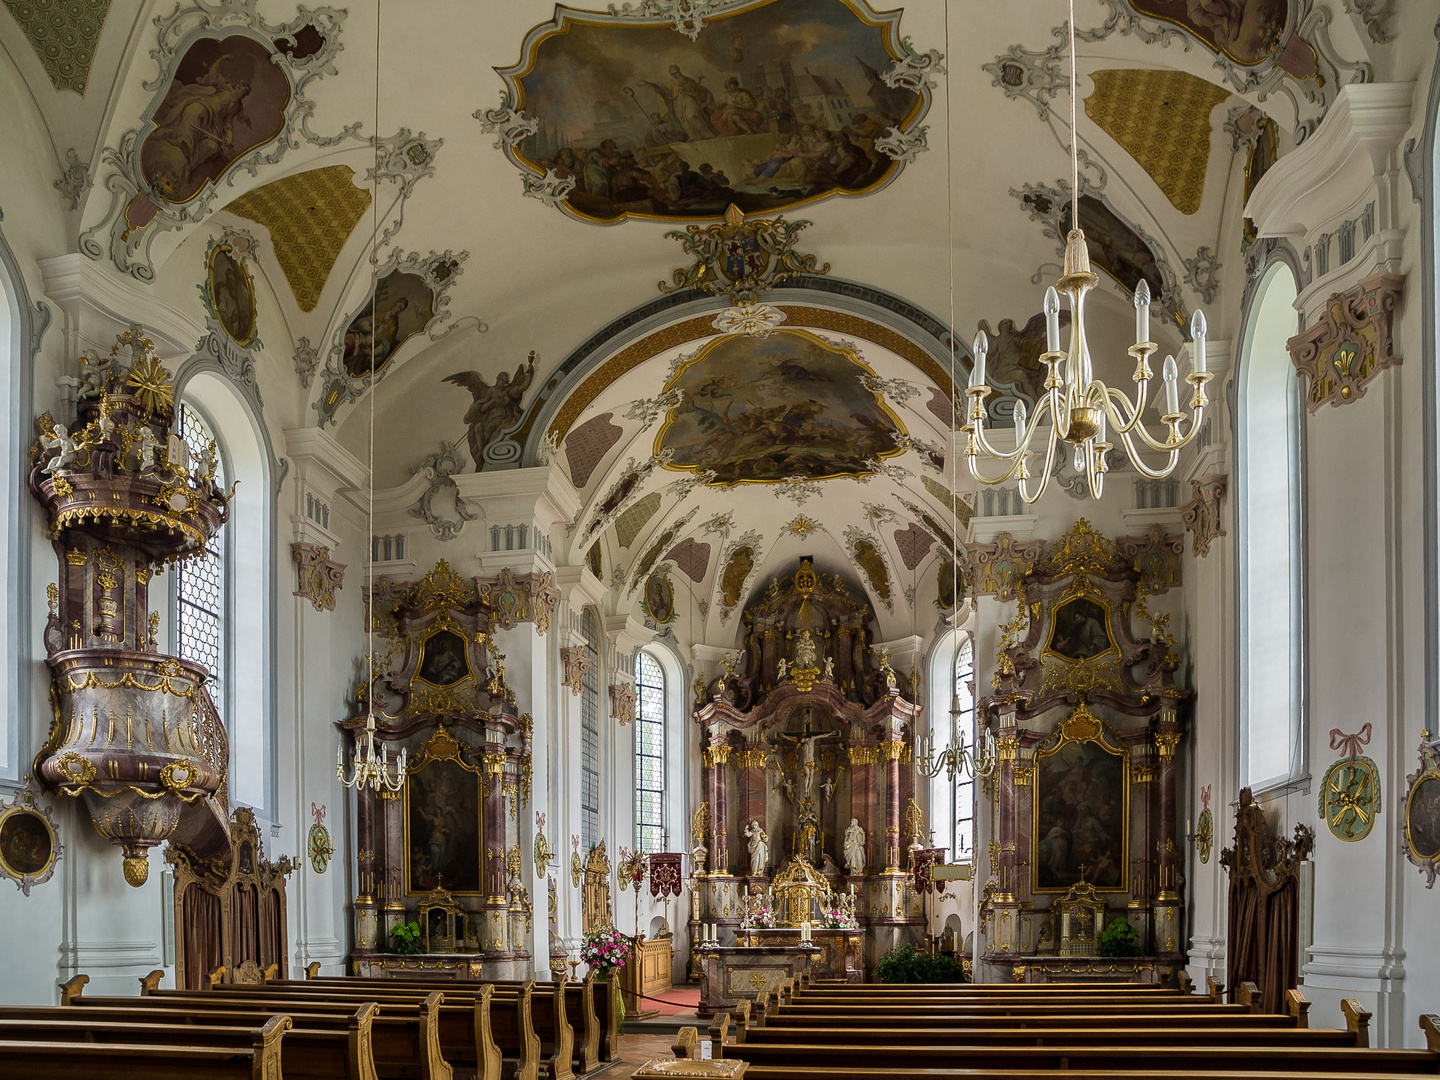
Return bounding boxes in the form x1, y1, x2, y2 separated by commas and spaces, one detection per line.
944, 0, 961, 748
366, 0, 379, 726
1069, 0, 1079, 227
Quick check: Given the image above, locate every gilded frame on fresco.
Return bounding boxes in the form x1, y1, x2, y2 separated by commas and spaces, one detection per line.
0, 804, 58, 889
494, 0, 929, 225
652, 327, 909, 486
403, 726, 485, 896
1404, 762, 1440, 866
1030, 704, 1131, 894
1126, 0, 1316, 72
207, 242, 259, 348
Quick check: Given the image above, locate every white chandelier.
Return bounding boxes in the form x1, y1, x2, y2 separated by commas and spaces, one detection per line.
963, 0, 1211, 503
338, 711, 407, 793
916, 689, 996, 783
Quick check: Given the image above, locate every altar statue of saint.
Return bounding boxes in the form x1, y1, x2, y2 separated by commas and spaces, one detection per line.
796, 801, 819, 863
776, 657, 789, 681
844, 818, 866, 876
744, 820, 769, 877
793, 628, 819, 669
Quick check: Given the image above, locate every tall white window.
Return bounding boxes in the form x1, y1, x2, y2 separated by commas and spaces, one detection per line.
1237, 263, 1303, 790
174, 402, 226, 712
0, 257, 15, 778
580, 607, 602, 853
928, 630, 976, 864
634, 650, 666, 853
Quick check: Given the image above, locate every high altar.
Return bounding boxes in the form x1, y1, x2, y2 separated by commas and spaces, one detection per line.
689, 558, 925, 987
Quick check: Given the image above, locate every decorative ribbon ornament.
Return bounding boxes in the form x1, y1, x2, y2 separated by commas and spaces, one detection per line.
1330, 723, 1373, 762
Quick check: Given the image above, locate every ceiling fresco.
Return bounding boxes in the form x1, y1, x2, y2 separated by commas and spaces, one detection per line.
655, 328, 905, 486
1126, 0, 1315, 77
488, 0, 933, 222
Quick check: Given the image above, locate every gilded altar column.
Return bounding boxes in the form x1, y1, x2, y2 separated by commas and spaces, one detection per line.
354, 783, 378, 951
1153, 714, 1184, 958
883, 738, 905, 870
483, 740, 511, 957
705, 739, 732, 874
990, 717, 1022, 964
379, 789, 405, 938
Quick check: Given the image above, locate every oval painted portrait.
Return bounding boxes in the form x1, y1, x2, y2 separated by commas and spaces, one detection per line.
0, 808, 54, 877
644, 571, 676, 624
208, 244, 257, 346
1408, 776, 1440, 860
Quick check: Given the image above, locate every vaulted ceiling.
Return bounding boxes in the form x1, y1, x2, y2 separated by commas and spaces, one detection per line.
0, 0, 1392, 641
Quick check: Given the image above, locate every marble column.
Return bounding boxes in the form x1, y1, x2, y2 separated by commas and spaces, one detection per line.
737, 742, 769, 875
883, 738, 905, 870
990, 719, 1021, 960
705, 741, 731, 874
1154, 713, 1183, 958
379, 789, 405, 938
483, 733, 511, 956
848, 744, 879, 875
354, 783, 377, 951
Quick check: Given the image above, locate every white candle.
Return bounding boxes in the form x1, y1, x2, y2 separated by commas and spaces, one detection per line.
1162, 356, 1178, 415
1134, 280, 1151, 345
1045, 286, 1061, 352
1190, 309, 1207, 375
970, 331, 988, 388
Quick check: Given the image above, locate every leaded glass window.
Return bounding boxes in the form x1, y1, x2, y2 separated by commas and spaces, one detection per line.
580, 608, 601, 854
634, 651, 665, 854
951, 636, 976, 861
175, 403, 225, 710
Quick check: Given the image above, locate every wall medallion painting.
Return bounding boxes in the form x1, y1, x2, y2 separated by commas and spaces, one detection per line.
205, 234, 259, 348
1032, 708, 1130, 892
655, 328, 905, 485
1403, 732, 1440, 887
128, 34, 293, 230
405, 732, 484, 895
490, 0, 932, 223
0, 783, 61, 896
644, 571, 676, 624
341, 269, 438, 378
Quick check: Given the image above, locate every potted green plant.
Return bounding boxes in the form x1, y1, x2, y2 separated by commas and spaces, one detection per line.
1098, 916, 1141, 957
389, 920, 423, 955
874, 944, 969, 983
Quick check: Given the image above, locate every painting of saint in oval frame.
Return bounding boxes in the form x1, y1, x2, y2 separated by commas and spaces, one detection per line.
0, 785, 61, 896
1032, 706, 1129, 893
415, 623, 473, 689
207, 242, 258, 347
1404, 733, 1440, 887
492, 0, 933, 223
644, 571, 676, 624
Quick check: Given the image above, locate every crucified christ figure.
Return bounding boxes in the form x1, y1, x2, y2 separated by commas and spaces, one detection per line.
773, 726, 837, 801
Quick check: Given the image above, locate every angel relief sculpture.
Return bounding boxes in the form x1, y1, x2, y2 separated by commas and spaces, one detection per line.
444, 352, 537, 471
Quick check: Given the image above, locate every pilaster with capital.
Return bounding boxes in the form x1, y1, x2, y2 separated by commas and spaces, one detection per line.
354, 784, 378, 951
704, 738, 732, 874
883, 737, 906, 870
1153, 716, 1184, 957
847, 743, 880, 876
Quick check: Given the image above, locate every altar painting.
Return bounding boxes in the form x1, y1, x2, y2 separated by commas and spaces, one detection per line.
1033, 737, 1128, 892
1044, 595, 1118, 664
405, 757, 483, 895
415, 627, 472, 688
138, 35, 292, 206
656, 329, 905, 485
504, 0, 922, 222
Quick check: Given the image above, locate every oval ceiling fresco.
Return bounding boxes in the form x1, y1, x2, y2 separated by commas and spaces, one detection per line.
492, 0, 933, 223
654, 328, 906, 486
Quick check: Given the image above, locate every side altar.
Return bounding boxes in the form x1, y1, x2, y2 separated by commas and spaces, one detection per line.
689, 558, 926, 979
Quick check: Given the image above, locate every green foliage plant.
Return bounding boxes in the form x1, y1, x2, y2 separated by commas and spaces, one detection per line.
874, 944, 969, 983
1098, 916, 1141, 958
389, 920, 423, 955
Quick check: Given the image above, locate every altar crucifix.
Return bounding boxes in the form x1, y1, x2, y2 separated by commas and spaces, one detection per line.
772, 709, 837, 804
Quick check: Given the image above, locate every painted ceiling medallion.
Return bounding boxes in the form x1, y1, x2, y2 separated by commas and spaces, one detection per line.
485, 0, 935, 223
654, 328, 906, 486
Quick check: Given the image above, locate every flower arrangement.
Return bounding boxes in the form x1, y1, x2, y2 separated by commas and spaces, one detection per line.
746, 906, 778, 929
819, 907, 849, 930
581, 923, 631, 977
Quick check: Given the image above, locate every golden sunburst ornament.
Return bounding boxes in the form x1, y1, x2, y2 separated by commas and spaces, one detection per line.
126, 355, 175, 416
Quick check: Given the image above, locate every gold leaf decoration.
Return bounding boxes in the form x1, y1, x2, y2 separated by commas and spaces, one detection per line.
1084, 69, 1230, 216
126, 355, 175, 416
225, 165, 371, 312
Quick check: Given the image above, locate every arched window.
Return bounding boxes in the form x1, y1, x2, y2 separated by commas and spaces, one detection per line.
634, 650, 666, 853
0, 242, 17, 778
928, 629, 976, 863
580, 607, 602, 853
174, 402, 226, 712
1237, 262, 1304, 790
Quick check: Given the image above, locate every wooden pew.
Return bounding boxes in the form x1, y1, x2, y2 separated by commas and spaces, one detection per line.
65, 973, 466, 1080
0, 1008, 380, 1080
145, 978, 535, 1080
245, 974, 574, 1080
0, 1021, 287, 1080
